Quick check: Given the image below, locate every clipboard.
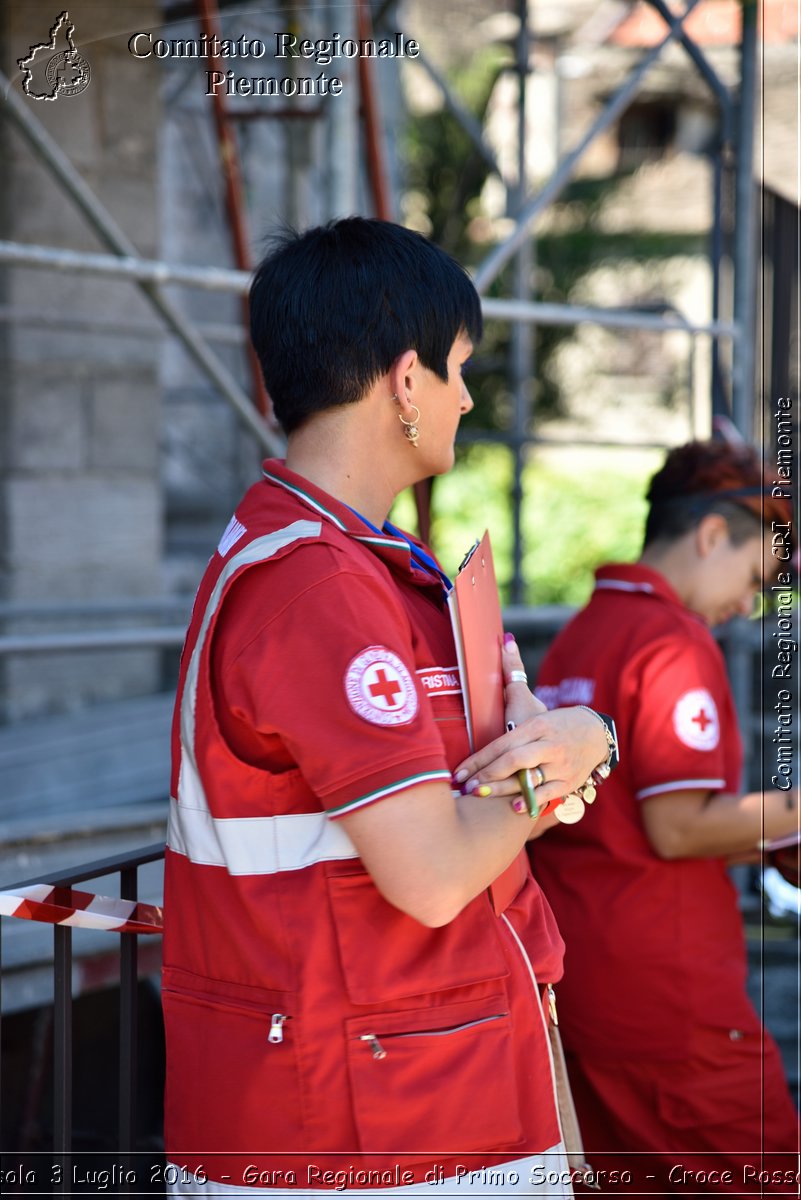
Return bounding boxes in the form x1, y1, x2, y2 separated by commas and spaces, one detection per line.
447, 531, 504, 753
447, 531, 529, 917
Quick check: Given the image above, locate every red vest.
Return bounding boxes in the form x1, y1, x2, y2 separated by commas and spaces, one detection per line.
163, 463, 564, 1188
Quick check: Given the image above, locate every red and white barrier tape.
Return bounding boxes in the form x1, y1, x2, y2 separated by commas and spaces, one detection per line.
0, 884, 163, 934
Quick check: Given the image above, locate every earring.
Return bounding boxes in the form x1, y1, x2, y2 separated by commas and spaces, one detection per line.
398, 405, 421, 448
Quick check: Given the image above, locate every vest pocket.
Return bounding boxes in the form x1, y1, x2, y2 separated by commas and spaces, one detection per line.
162, 987, 302, 1152
327, 869, 509, 1004
655, 1029, 767, 1131
345, 997, 524, 1153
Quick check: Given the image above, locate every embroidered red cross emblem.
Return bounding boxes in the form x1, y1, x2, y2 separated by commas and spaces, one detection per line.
369, 668, 403, 707
692, 708, 712, 732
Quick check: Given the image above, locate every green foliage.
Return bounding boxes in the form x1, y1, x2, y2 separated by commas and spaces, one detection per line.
431, 445, 516, 582
392, 446, 660, 606
519, 450, 659, 606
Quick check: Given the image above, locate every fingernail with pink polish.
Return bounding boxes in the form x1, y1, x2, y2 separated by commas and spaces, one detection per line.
512, 798, 527, 814
452, 768, 468, 784
503, 632, 517, 648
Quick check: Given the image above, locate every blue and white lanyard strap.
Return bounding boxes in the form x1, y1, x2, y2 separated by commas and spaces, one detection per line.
344, 505, 453, 598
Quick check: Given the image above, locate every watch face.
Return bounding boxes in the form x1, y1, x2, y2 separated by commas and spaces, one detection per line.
554, 794, 585, 824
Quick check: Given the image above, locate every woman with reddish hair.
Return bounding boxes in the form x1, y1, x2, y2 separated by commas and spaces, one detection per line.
526, 441, 799, 1193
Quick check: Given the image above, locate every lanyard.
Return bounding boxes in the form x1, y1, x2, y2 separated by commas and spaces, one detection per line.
344, 505, 453, 597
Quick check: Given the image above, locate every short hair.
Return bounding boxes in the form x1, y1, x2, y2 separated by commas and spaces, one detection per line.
249, 217, 483, 434
643, 440, 792, 548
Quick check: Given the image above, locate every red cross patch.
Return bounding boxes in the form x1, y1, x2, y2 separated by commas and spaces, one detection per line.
345, 646, 418, 727
673, 688, 720, 751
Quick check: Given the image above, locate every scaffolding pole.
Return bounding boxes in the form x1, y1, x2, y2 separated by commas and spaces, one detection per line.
648, 0, 733, 116
509, 0, 532, 604
411, 47, 505, 180
731, 0, 759, 440
196, 0, 271, 419
0, 630, 186, 655
481, 297, 736, 337
0, 241, 248, 291
327, 0, 359, 215
0, 241, 740, 338
472, 0, 704, 294
0, 70, 282, 456
0, 304, 248, 346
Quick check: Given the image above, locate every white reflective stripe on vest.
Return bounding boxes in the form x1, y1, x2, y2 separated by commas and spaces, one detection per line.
166, 1150, 573, 1197
170, 518, 360, 875
167, 799, 358, 874
180, 520, 322, 785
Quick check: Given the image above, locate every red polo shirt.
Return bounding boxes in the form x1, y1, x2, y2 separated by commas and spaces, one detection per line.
531, 563, 756, 1059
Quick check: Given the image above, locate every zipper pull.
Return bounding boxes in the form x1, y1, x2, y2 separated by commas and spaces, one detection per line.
268, 1013, 288, 1044
360, 1033, 387, 1060
547, 985, 559, 1026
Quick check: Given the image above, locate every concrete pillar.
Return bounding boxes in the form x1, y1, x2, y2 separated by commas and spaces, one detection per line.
0, 1, 163, 719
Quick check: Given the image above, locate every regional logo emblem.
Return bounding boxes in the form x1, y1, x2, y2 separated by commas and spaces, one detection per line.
18, 11, 91, 101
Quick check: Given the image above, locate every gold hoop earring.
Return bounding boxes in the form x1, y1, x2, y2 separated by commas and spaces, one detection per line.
398, 405, 421, 448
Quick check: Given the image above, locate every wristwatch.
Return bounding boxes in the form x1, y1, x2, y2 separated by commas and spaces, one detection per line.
577, 706, 619, 776
552, 708, 620, 824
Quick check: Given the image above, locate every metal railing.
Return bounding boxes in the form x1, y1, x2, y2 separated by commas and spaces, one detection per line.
0, 844, 166, 1193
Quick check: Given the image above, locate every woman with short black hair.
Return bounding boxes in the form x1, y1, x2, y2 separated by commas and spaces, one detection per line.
162, 217, 612, 1197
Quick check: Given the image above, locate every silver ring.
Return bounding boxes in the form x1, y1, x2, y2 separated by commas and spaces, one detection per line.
509, 670, 528, 684
533, 765, 545, 788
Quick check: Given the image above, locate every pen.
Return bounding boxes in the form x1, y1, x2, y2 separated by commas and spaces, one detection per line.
506, 720, 541, 819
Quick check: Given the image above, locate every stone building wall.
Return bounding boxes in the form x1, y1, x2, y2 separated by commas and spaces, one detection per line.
0, 0, 408, 721
0, 1, 163, 719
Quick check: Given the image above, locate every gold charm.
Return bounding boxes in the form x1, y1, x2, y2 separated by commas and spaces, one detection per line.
554, 793, 585, 824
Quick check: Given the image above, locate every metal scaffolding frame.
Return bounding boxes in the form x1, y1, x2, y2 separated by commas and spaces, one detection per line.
0, 66, 282, 455
457, 0, 756, 602
0, 0, 759, 602
0, 239, 739, 339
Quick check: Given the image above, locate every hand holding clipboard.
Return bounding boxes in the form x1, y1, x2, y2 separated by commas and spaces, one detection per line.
448, 532, 545, 818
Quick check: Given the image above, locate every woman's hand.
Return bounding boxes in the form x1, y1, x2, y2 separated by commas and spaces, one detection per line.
502, 632, 548, 727
453, 634, 608, 809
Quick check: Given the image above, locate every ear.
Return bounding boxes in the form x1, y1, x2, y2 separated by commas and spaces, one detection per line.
388, 349, 419, 415
696, 512, 729, 558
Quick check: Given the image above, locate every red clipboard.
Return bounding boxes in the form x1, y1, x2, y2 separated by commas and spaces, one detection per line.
448, 531, 529, 917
